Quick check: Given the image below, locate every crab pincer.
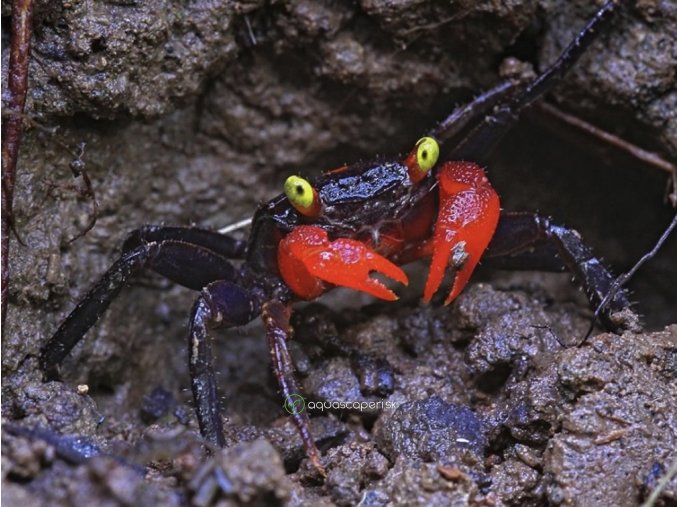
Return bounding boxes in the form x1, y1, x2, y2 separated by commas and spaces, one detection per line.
423, 161, 500, 304
278, 225, 408, 301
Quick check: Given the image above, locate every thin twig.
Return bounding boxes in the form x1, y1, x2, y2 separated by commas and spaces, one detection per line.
218, 217, 252, 235
582, 212, 677, 343
65, 142, 99, 243
1, 0, 34, 326
665, 167, 677, 208
537, 102, 676, 175
640, 457, 677, 507
243, 15, 257, 46
2, 113, 100, 243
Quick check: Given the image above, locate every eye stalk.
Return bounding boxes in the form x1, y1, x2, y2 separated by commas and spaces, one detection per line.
405, 136, 440, 183
284, 175, 322, 217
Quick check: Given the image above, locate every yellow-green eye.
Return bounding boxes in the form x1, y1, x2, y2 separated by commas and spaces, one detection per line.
284, 175, 317, 214
416, 137, 439, 173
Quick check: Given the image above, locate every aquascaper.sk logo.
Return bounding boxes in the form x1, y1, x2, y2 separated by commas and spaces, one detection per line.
283, 394, 306, 415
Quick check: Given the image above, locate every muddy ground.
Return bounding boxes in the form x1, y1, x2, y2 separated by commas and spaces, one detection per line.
2, 0, 676, 506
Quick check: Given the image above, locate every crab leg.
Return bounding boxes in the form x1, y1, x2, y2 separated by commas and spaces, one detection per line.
278, 226, 408, 301
428, 79, 525, 147
446, 0, 623, 164
423, 161, 500, 304
41, 235, 241, 375
484, 211, 632, 331
122, 225, 247, 259
188, 281, 260, 448
262, 300, 326, 475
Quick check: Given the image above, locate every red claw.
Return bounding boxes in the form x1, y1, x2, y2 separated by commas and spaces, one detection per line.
423, 161, 500, 305
278, 226, 408, 301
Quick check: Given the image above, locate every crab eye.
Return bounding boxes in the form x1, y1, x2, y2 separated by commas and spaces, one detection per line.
416, 137, 439, 173
284, 175, 321, 217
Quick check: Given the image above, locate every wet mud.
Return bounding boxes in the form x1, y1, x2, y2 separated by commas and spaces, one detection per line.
2, 0, 676, 506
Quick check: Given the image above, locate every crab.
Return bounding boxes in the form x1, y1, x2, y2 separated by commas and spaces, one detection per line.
41, 0, 632, 475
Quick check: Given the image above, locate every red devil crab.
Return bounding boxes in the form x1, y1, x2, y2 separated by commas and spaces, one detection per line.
42, 0, 632, 474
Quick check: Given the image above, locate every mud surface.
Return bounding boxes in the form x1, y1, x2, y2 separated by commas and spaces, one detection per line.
2, 1, 677, 506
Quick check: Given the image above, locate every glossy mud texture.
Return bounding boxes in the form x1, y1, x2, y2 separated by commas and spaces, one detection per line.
2, 1, 676, 505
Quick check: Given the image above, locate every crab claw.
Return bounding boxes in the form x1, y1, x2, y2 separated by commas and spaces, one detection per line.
423, 161, 500, 305
279, 225, 408, 301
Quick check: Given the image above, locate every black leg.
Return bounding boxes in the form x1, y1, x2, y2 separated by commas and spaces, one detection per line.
41, 240, 239, 374
188, 281, 259, 448
429, 80, 525, 147
447, 0, 622, 164
122, 225, 247, 259
483, 212, 631, 331
262, 300, 325, 476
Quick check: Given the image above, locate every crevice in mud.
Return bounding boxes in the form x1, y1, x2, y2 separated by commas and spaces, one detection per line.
82, 373, 123, 398
514, 420, 554, 447
4, 402, 27, 421
2, 16, 11, 46
5, 472, 35, 485
498, 2, 555, 73
474, 362, 513, 394
89, 37, 107, 54
484, 425, 515, 461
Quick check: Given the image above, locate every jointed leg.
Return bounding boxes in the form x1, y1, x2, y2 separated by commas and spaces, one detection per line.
262, 300, 325, 475
41, 238, 240, 375
188, 281, 260, 448
122, 225, 247, 259
446, 0, 623, 164
41, 243, 158, 373
428, 80, 525, 147
484, 212, 632, 331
